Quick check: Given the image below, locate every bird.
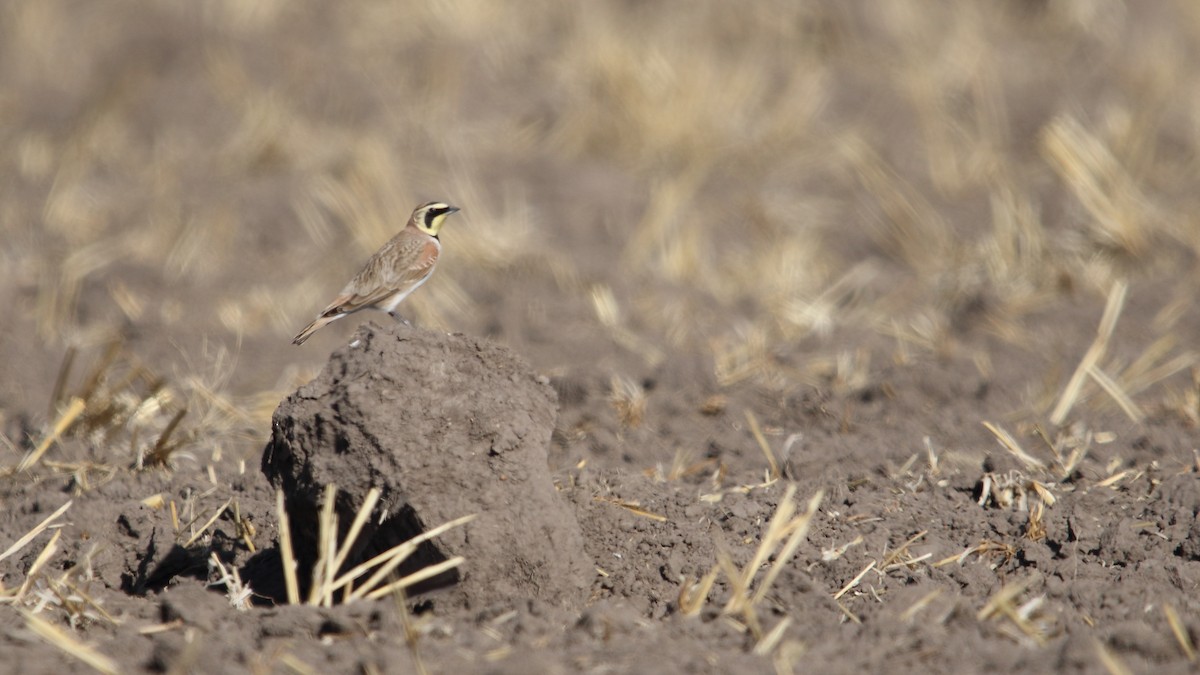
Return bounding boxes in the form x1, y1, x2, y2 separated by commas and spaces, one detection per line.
292, 201, 460, 345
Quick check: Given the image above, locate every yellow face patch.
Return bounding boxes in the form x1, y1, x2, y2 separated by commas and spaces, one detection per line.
414, 202, 460, 236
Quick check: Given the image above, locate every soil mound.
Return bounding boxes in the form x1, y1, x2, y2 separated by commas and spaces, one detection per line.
262, 322, 592, 609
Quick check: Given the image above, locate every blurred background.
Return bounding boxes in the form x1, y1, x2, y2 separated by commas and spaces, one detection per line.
2, 0, 1198, 462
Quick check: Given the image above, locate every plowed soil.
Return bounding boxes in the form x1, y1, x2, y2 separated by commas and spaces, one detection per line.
2, 2, 1199, 674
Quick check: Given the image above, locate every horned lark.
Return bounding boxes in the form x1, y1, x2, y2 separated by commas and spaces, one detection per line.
292, 201, 459, 345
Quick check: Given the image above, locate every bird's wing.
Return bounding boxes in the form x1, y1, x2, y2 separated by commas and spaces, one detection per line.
319, 238, 440, 316
379, 238, 440, 289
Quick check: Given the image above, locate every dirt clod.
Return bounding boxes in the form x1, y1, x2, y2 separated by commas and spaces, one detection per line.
262, 322, 592, 609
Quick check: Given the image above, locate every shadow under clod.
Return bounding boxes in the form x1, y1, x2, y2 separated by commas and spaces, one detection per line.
254, 322, 594, 610
121, 525, 243, 596
240, 498, 457, 606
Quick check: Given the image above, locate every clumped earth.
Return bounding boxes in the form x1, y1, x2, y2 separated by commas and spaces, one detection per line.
3, 2, 1200, 674
261, 323, 591, 610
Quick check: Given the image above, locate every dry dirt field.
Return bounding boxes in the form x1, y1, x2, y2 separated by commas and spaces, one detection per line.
3, 1, 1200, 673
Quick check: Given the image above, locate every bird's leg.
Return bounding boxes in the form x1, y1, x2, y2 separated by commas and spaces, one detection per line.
388, 311, 412, 327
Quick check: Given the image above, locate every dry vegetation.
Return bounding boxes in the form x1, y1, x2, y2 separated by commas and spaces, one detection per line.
3, 0, 1200, 672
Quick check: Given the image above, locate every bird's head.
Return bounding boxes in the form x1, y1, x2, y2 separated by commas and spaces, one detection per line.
412, 202, 460, 237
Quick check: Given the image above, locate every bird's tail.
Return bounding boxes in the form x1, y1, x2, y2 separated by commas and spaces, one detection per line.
291, 315, 337, 345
